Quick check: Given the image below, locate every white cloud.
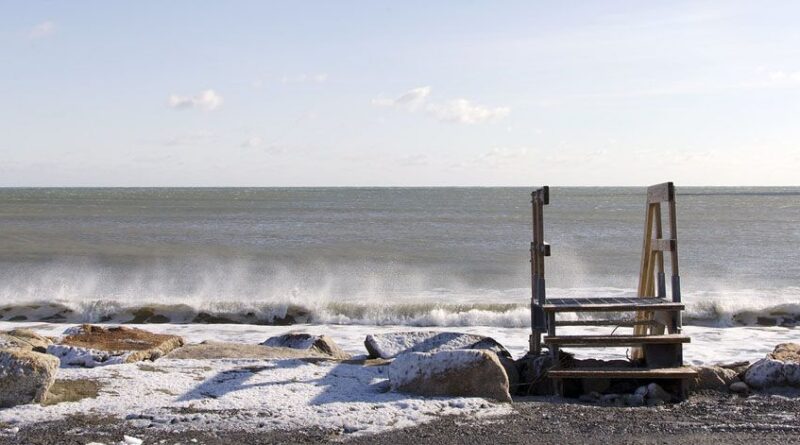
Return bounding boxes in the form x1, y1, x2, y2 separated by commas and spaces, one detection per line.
427, 99, 510, 124
168, 89, 223, 111
372, 86, 431, 110
241, 136, 263, 148
29, 21, 55, 39
281, 73, 328, 84
372, 87, 509, 124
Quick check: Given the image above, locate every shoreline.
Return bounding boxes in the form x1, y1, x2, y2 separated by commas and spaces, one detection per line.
1, 322, 798, 444
4, 392, 799, 445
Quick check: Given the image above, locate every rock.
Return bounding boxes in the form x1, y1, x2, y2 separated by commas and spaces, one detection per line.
42, 378, 102, 406
729, 381, 750, 394
47, 324, 184, 367
718, 360, 751, 377
770, 343, 800, 363
689, 365, 739, 392
166, 341, 329, 360
498, 356, 520, 394
0, 348, 59, 407
783, 362, 800, 386
599, 393, 619, 406
261, 333, 350, 360
623, 393, 645, 407
516, 352, 564, 396
744, 358, 787, 389
646, 383, 672, 404
364, 331, 510, 360
387, 349, 511, 402
0, 329, 53, 352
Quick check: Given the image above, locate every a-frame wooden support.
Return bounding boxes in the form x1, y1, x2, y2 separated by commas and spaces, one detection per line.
632, 182, 682, 360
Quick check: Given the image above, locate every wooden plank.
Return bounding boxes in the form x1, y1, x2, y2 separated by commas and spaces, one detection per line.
647, 182, 674, 203
543, 334, 690, 346
548, 366, 697, 379
651, 238, 676, 252
554, 319, 664, 327
543, 301, 684, 313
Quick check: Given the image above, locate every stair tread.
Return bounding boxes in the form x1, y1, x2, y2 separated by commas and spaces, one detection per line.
544, 297, 684, 312
543, 334, 690, 346
548, 366, 697, 379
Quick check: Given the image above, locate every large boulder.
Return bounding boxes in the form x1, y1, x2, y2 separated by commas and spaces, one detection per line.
770, 343, 800, 362
387, 349, 511, 402
0, 348, 59, 407
167, 341, 330, 360
744, 343, 800, 389
0, 329, 53, 352
47, 325, 184, 367
745, 358, 787, 389
689, 365, 740, 392
261, 333, 350, 360
364, 331, 509, 359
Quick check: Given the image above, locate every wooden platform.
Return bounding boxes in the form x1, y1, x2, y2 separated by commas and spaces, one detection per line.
543, 334, 690, 347
543, 297, 684, 313
548, 366, 697, 379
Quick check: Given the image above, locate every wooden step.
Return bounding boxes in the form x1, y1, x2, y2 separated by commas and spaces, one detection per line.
548, 366, 697, 379
543, 334, 690, 347
554, 319, 664, 328
543, 297, 684, 313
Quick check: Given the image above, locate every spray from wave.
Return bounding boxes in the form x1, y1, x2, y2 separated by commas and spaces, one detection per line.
1, 260, 798, 328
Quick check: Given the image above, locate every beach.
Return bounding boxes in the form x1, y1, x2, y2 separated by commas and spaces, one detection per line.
1, 321, 799, 444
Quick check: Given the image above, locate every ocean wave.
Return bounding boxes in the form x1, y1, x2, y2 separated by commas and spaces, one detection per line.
1, 298, 797, 328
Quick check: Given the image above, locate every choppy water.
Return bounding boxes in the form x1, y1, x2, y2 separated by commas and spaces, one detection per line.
0, 187, 798, 327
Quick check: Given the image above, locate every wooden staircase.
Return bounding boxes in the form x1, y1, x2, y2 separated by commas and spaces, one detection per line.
529, 183, 696, 398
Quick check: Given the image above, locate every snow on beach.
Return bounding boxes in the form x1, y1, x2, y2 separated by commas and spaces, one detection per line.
0, 321, 795, 437
3, 321, 794, 365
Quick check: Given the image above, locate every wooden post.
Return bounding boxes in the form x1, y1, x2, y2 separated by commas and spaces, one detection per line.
529, 186, 550, 355
633, 182, 680, 360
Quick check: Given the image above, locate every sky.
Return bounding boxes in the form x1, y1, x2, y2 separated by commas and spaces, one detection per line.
1, 1, 799, 186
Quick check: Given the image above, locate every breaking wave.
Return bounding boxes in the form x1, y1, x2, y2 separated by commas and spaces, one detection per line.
1, 292, 798, 328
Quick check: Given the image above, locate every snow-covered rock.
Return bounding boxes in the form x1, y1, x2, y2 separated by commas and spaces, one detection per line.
48, 325, 184, 367
388, 349, 512, 402
744, 358, 786, 389
167, 341, 330, 359
364, 331, 509, 359
743, 344, 800, 389
783, 362, 800, 386
0, 329, 53, 353
0, 348, 59, 407
261, 332, 350, 360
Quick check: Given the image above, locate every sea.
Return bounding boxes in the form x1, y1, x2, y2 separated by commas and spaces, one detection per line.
0, 187, 798, 330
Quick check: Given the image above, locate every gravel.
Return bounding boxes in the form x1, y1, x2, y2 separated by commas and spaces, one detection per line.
2, 393, 799, 444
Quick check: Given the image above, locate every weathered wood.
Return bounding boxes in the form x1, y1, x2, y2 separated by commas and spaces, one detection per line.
646, 182, 674, 203
543, 298, 684, 312
554, 319, 664, 327
548, 366, 697, 379
543, 334, 690, 347
651, 238, 676, 252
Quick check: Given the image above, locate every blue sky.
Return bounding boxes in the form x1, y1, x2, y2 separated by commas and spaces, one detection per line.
1, 1, 799, 186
